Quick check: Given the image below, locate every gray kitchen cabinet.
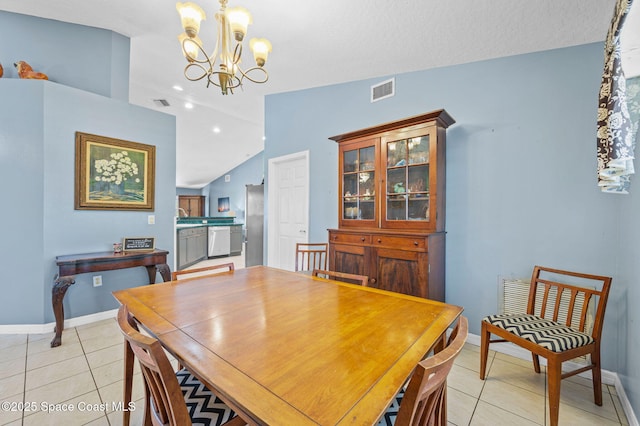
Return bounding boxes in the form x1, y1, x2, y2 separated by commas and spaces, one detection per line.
176, 226, 208, 270
230, 224, 243, 255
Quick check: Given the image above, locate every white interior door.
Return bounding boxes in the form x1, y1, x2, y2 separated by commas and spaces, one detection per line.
267, 151, 309, 270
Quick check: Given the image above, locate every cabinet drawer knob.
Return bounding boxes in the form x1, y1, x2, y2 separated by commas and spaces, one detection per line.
361, 237, 365, 241
377, 239, 382, 243
414, 241, 419, 246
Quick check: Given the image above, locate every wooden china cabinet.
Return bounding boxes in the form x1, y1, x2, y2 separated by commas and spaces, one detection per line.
328, 109, 455, 301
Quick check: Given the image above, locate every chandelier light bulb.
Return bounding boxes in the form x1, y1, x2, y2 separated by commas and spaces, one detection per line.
178, 33, 202, 62
250, 38, 272, 67
176, 2, 206, 38
226, 7, 252, 41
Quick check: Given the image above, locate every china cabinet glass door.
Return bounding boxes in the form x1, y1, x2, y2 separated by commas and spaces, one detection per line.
384, 133, 432, 224
342, 144, 376, 223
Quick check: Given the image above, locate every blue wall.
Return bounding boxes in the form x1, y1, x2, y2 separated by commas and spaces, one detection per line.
206, 152, 264, 223
177, 188, 206, 196
0, 13, 176, 324
264, 43, 633, 387
0, 11, 129, 101
619, 167, 640, 413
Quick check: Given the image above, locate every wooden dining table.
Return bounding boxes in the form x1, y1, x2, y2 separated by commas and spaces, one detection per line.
112, 265, 462, 425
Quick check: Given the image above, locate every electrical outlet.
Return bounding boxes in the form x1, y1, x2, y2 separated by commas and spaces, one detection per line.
92, 275, 103, 287
148, 215, 155, 225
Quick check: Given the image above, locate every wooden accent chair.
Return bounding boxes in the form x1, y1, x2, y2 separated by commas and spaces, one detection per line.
312, 269, 369, 286
172, 263, 235, 281
116, 304, 246, 426
377, 316, 468, 426
480, 266, 612, 426
295, 243, 328, 272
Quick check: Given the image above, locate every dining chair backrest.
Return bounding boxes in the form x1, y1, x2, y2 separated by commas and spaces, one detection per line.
171, 262, 235, 280
312, 269, 369, 286
116, 304, 192, 425
295, 243, 328, 272
381, 316, 467, 426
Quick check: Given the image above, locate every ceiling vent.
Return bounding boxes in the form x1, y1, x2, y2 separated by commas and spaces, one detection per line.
153, 99, 171, 107
371, 78, 395, 103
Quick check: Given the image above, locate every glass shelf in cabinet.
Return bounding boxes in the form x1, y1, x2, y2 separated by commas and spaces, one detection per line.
408, 193, 429, 199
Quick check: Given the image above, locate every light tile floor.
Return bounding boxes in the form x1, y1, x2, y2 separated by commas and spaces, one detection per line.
0, 253, 630, 425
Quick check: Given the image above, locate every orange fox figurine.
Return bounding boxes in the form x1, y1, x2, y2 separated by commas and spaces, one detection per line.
14, 61, 48, 80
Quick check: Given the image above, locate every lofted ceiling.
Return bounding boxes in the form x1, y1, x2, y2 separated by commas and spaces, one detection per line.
1, 0, 637, 188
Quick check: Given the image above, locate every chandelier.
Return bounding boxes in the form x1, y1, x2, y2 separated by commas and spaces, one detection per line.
176, 1, 272, 95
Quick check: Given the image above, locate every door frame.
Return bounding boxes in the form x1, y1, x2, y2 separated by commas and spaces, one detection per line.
267, 150, 310, 268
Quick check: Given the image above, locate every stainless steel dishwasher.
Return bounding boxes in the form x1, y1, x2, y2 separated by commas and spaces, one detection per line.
208, 226, 230, 257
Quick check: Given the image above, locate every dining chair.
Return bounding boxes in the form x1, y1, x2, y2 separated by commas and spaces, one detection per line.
172, 262, 235, 280
312, 269, 369, 286
116, 304, 246, 426
377, 316, 468, 426
295, 243, 328, 272
479, 266, 612, 426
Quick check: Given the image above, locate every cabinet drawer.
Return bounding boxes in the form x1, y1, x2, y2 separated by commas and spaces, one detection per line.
178, 226, 207, 237
330, 232, 371, 245
372, 235, 427, 250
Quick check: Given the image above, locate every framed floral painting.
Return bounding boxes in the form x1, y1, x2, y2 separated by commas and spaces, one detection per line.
75, 132, 155, 210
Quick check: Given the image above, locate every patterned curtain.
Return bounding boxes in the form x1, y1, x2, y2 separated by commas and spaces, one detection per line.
629, 77, 640, 147
597, 0, 635, 193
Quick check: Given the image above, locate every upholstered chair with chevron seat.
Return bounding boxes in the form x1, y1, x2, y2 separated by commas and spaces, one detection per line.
377, 316, 468, 426
116, 304, 246, 426
480, 265, 612, 426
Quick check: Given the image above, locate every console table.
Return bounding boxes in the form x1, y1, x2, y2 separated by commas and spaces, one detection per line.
52, 249, 171, 347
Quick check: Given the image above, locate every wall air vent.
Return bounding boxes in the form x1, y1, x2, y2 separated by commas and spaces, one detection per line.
498, 276, 594, 363
153, 99, 171, 107
371, 78, 395, 103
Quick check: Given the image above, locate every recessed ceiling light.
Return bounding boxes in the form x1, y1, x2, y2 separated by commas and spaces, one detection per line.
185, 102, 194, 109
213, 127, 221, 133
173, 85, 184, 91
262, 136, 266, 141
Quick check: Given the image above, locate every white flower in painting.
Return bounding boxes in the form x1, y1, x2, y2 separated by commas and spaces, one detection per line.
94, 150, 141, 191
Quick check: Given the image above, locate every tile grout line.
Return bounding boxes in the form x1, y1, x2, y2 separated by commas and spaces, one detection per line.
23, 327, 106, 425
77, 325, 113, 425
469, 350, 492, 424
480, 351, 548, 425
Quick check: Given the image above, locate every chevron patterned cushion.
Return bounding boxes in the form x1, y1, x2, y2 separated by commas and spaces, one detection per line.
483, 313, 594, 352
376, 387, 405, 426
176, 369, 237, 426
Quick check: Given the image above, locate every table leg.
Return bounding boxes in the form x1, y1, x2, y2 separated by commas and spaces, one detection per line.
146, 263, 171, 283
50, 275, 76, 348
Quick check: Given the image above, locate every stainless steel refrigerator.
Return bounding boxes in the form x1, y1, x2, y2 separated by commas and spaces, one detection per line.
245, 184, 264, 266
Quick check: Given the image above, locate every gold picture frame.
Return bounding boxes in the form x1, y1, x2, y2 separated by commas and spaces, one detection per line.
75, 132, 155, 211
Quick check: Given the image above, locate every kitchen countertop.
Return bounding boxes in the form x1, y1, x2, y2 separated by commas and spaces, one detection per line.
176, 218, 243, 229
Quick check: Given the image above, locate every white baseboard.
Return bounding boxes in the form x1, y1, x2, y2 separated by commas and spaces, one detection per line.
467, 332, 638, 426
0, 309, 118, 334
